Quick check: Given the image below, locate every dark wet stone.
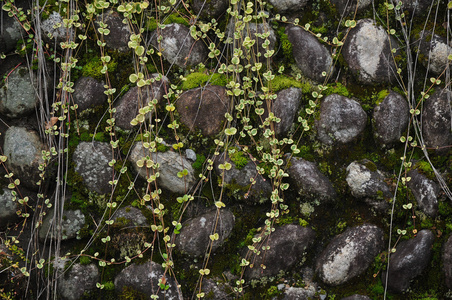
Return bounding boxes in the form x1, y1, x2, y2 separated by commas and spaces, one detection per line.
271, 87, 302, 136
331, 0, 372, 16
341, 295, 372, 300
111, 206, 148, 227
95, 10, 132, 52
0, 12, 24, 54
72, 77, 107, 111
192, 0, 229, 20
0, 188, 19, 229
58, 263, 99, 300
407, 169, 439, 218
443, 234, 452, 289
268, 0, 309, 13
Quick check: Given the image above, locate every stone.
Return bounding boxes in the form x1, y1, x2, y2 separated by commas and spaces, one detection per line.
0, 12, 24, 54
245, 224, 315, 279
39, 209, 85, 241
421, 88, 452, 151
114, 261, 183, 299
150, 23, 207, 69
185, 149, 197, 162
57, 263, 99, 300
316, 224, 384, 286
73, 141, 113, 194
176, 209, 235, 257
316, 94, 367, 145
129, 142, 196, 194
287, 157, 337, 202
402, 0, 434, 16
200, 278, 231, 299
0, 188, 18, 229
271, 87, 302, 136
286, 25, 335, 82
41, 12, 73, 45
72, 77, 107, 111
111, 206, 148, 227
414, 30, 452, 75
443, 234, 452, 289
95, 10, 132, 52
176, 85, 229, 136
407, 169, 439, 218
331, 0, 372, 16
3, 126, 46, 190
382, 229, 434, 293
341, 295, 372, 300
268, 0, 309, 13
192, 0, 229, 20
343, 19, 400, 85
373, 91, 410, 146
115, 74, 169, 130
0, 67, 38, 118
283, 285, 317, 300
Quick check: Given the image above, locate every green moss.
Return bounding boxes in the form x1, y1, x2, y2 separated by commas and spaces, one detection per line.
414, 161, 434, 179
82, 56, 118, 80
79, 256, 91, 265
364, 160, 378, 172
180, 72, 227, 90
146, 13, 189, 32
192, 154, 206, 170
325, 82, 350, 97
268, 75, 308, 93
229, 149, 248, 170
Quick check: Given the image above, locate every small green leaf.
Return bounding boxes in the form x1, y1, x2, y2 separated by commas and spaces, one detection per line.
224, 127, 237, 136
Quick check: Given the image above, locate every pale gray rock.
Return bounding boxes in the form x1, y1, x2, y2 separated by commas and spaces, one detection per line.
268, 0, 309, 13
73, 141, 113, 194
0, 12, 24, 54
0, 67, 38, 118
316, 224, 384, 286
331, 0, 372, 16
39, 209, 85, 241
111, 206, 148, 227
0, 188, 18, 229
58, 263, 99, 300
443, 234, 452, 289
341, 295, 372, 300
272, 87, 302, 135
316, 94, 367, 145
129, 142, 196, 194
114, 261, 183, 299
200, 278, 231, 299
286, 25, 335, 82
343, 19, 400, 85
185, 149, 197, 162
414, 30, 452, 75
407, 169, 439, 218
192, 0, 229, 20
175, 209, 235, 257
283, 285, 317, 300
382, 230, 434, 293
150, 23, 207, 68
95, 10, 132, 52
373, 91, 410, 146
72, 77, 107, 111
41, 12, 73, 45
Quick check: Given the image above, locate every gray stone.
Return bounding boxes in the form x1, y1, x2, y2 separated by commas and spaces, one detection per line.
343, 19, 400, 85
272, 88, 302, 135
245, 224, 315, 279
443, 234, 452, 289
407, 169, 439, 218
176, 209, 235, 257
414, 30, 452, 75
382, 229, 434, 293
402, 0, 434, 16
316, 224, 384, 286
341, 295, 372, 300
0, 13, 24, 54
286, 25, 335, 82
421, 88, 452, 151
3, 126, 46, 190
373, 91, 410, 146
192, 0, 229, 20
41, 12, 73, 45
150, 23, 207, 69
201, 278, 231, 299
111, 206, 148, 227
39, 209, 85, 241
114, 261, 183, 299
185, 149, 197, 162
287, 157, 337, 202
283, 285, 317, 300
129, 142, 196, 194
72, 77, 107, 111
58, 263, 99, 300
73, 141, 113, 194
176, 85, 229, 136
0, 67, 38, 118
95, 10, 132, 52
316, 94, 367, 145
268, 0, 309, 13
0, 188, 18, 229
331, 0, 372, 16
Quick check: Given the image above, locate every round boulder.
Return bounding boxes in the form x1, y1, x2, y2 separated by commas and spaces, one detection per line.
39, 209, 85, 241
41, 12, 74, 45
407, 169, 439, 218
414, 30, 452, 75
268, 0, 309, 13
0, 188, 19, 229
58, 263, 99, 300
0, 13, 24, 54
111, 206, 148, 227
192, 0, 229, 20
72, 77, 107, 111
271, 87, 302, 136
95, 10, 132, 52
316, 94, 367, 145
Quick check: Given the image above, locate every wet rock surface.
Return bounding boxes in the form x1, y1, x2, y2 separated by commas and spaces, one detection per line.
407, 169, 439, 217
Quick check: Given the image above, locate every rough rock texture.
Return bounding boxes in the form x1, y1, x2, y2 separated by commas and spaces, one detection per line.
346, 160, 391, 210
150, 23, 207, 68
129, 142, 196, 194
245, 225, 315, 279
343, 19, 399, 85
286, 25, 335, 82
176, 85, 229, 136
402, 0, 435, 16
41, 12, 73, 45
73, 141, 113, 194
443, 234, 452, 289
407, 169, 439, 218
414, 30, 452, 75
111, 206, 148, 227
0, 67, 38, 118
72, 77, 107, 111
39, 209, 85, 241
192, 0, 229, 20
0, 13, 24, 54
268, 0, 309, 13
341, 295, 372, 300
331, 0, 372, 16
95, 10, 131, 52
316, 94, 367, 145
287, 157, 337, 202
0, 188, 18, 229
382, 229, 435, 293
200, 278, 231, 299
283, 286, 317, 300
115, 75, 169, 130
421, 88, 452, 151
316, 224, 384, 286
57, 263, 99, 300
373, 91, 409, 146
271, 87, 302, 135
114, 261, 183, 299
176, 209, 235, 257
4, 126, 46, 190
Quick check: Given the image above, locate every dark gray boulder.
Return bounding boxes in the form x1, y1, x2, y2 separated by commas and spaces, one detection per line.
268, 0, 309, 13
114, 261, 183, 299
245, 224, 315, 279
0, 188, 19, 229
95, 10, 132, 52
343, 19, 400, 85
271, 87, 302, 136
150, 23, 207, 69
407, 169, 439, 218
316, 224, 384, 286
382, 229, 435, 293
176, 85, 229, 136
341, 295, 372, 300
58, 263, 99, 300
72, 77, 107, 111
287, 157, 337, 202
414, 30, 452, 75
402, 0, 435, 16
39, 209, 85, 241
111, 206, 148, 227
200, 278, 231, 299
316, 94, 367, 145
373, 91, 410, 146
331, 0, 372, 16
0, 13, 24, 54
421, 88, 452, 151
443, 234, 452, 289
73, 141, 113, 194
192, 0, 229, 20
176, 209, 235, 257
286, 25, 335, 82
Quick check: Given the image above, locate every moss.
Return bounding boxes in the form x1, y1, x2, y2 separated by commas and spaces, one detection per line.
192, 154, 206, 170
229, 149, 248, 170
79, 256, 91, 265
364, 160, 378, 172
268, 75, 308, 93
180, 72, 227, 90
81, 56, 118, 80
414, 160, 434, 179
146, 13, 190, 32
325, 82, 350, 97
118, 286, 148, 300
